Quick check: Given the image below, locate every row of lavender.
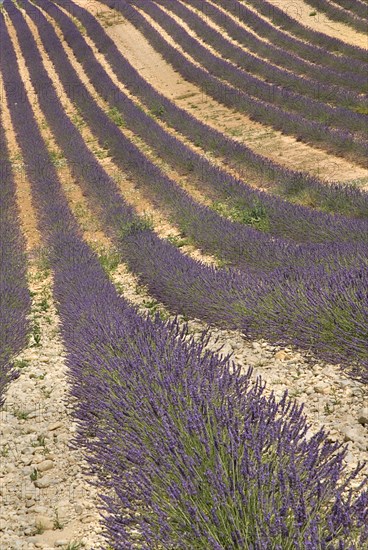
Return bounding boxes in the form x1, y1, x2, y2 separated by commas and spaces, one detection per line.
0, 111, 30, 405
333, 0, 368, 20
18, 0, 368, 275
34, 0, 368, 247
229, 0, 368, 65
2, 6, 368, 547
93, 0, 368, 167
305, 0, 367, 33
148, 0, 366, 111
177, 0, 367, 95
53, 0, 368, 221
131, 0, 367, 137
8, 0, 368, 379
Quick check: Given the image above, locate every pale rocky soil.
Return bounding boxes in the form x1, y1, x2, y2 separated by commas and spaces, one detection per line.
0, 269, 105, 550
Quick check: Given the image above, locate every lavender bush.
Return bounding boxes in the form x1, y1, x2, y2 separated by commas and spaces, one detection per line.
0, 111, 30, 405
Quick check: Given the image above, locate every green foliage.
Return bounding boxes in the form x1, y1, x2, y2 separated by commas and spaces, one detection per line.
93, 245, 121, 275
149, 103, 166, 118
71, 111, 86, 129
31, 320, 42, 347
32, 435, 46, 448
213, 199, 270, 231
53, 509, 64, 530
49, 149, 66, 167
33, 247, 51, 279
353, 105, 368, 115
14, 408, 30, 420
93, 146, 109, 159
64, 541, 85, 549
108, 106, 125, 127
143, 299, 159, 316
119, 215, 154, 238
30, 468, 39, 481
167, 234, 191, 248
12, 358, 29, 370
1, 444, 9, 457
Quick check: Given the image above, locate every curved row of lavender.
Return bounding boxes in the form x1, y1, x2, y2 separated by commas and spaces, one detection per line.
85, 0, 368, 167
8, 0, 368, 379
129, 0, 367, 137
53, 0, 368, 221
15, 0, 368, 272
32, 0, 368, 246
168, 0, 368, 96
225, 0, 368, 66
304, 0, 367, 32
333, 0, 368, 20
0, 111, 30, 405
148, 0, 366, 111
2, 8, 368, 547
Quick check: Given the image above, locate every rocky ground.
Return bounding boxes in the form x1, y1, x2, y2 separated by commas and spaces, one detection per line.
198, 322, 368, 483
0, 268, 105, 550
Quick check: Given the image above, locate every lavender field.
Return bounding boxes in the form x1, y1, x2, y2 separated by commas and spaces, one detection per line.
0, 0, 367, 548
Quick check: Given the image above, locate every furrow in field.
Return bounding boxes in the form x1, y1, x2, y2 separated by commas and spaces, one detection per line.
150, 0, 367, 137
292, 0, 368, 34
157, 0, 366, 110
186, 0, 368, 93
98, 0, 368, 167
332, 0, 368, 20
62, 0, 368, 218
20, 0, 368, 266
92, 0, 368, 183
235, 0, 368, 58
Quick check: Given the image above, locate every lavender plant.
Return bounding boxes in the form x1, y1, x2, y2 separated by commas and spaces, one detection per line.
0, 111, 30, 405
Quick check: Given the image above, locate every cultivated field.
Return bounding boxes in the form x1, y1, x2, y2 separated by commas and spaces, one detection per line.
0, 0, 367, 548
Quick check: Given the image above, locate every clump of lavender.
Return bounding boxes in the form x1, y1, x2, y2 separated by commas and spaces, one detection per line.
74, 323, 367, 549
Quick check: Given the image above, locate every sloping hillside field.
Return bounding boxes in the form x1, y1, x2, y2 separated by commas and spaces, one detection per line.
0, 0, 367, 548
